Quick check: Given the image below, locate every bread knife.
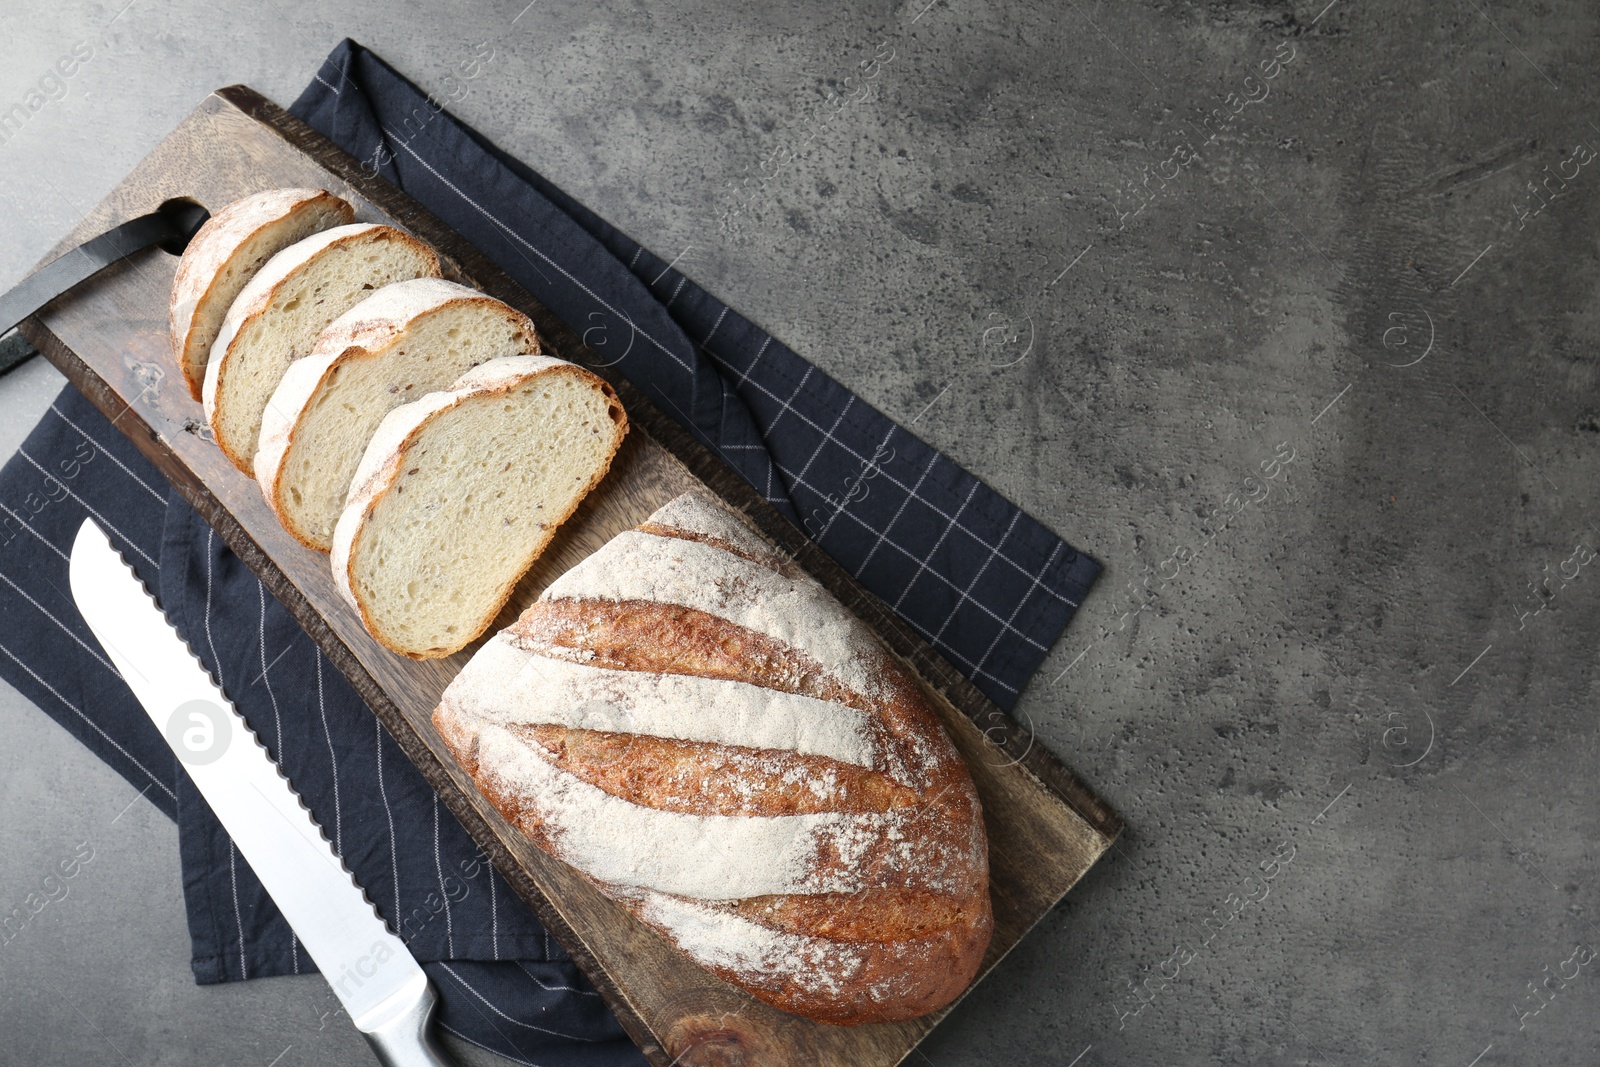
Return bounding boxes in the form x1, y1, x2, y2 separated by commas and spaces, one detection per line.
68, 517, 457, 1067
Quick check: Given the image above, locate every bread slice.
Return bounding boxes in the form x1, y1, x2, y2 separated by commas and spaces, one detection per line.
331, 355, 628, 658
255, 279, 543, 552
170, 188, 355, 401
202, 223, 441, 472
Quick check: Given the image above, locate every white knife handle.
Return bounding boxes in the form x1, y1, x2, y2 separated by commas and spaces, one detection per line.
360, 978, 458, 1067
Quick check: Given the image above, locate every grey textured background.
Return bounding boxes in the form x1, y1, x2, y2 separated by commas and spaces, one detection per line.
2, 0, 1598, 1064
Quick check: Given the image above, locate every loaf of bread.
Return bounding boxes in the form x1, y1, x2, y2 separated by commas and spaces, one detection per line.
255, 278, 543, 551
432, 492, 992, 1024
169, 188, 355, 401
332, 355, 628, 659
203, 222, 441, 472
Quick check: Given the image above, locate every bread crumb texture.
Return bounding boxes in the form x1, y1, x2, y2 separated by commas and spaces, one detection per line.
258, 278, 541, 549
337, 356, 625, 657
204, 222, 440, 470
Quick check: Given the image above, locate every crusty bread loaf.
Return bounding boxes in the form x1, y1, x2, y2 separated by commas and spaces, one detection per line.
202, 223, 441, 472
432, 492, 992, 1024
255, 278, 543, 551
169, 188, 355, 401
331, 355, 628, 659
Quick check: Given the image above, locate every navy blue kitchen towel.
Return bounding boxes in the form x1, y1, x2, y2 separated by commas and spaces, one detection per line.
0, 38, 1099, 1067
294, 39, 1099, 708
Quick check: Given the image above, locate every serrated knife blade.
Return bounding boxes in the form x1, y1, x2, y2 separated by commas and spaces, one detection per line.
69, 518, 454, 1067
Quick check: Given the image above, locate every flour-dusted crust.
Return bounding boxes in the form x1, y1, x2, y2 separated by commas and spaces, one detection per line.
169, 188, 354, 400
201, 222, 443, 471
432, 491, 993, 1024
330, 354, 627, 658
254, 278, 542, 550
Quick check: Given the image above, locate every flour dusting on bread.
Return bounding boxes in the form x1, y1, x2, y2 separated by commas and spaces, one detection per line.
435, 491, 992, 1024
451, 634, 884, 769
543, 530, 889, 703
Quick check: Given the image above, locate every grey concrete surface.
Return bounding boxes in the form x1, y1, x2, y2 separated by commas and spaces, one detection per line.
3, 0, 1599, 1064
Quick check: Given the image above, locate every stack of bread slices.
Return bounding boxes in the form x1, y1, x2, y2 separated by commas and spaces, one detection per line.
170, 188, 628, 659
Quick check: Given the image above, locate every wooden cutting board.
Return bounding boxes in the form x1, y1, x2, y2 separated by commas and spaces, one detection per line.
20, 85, 1121, 1067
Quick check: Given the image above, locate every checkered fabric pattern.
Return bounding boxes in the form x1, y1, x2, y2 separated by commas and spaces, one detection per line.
296, 39, 1099, 708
